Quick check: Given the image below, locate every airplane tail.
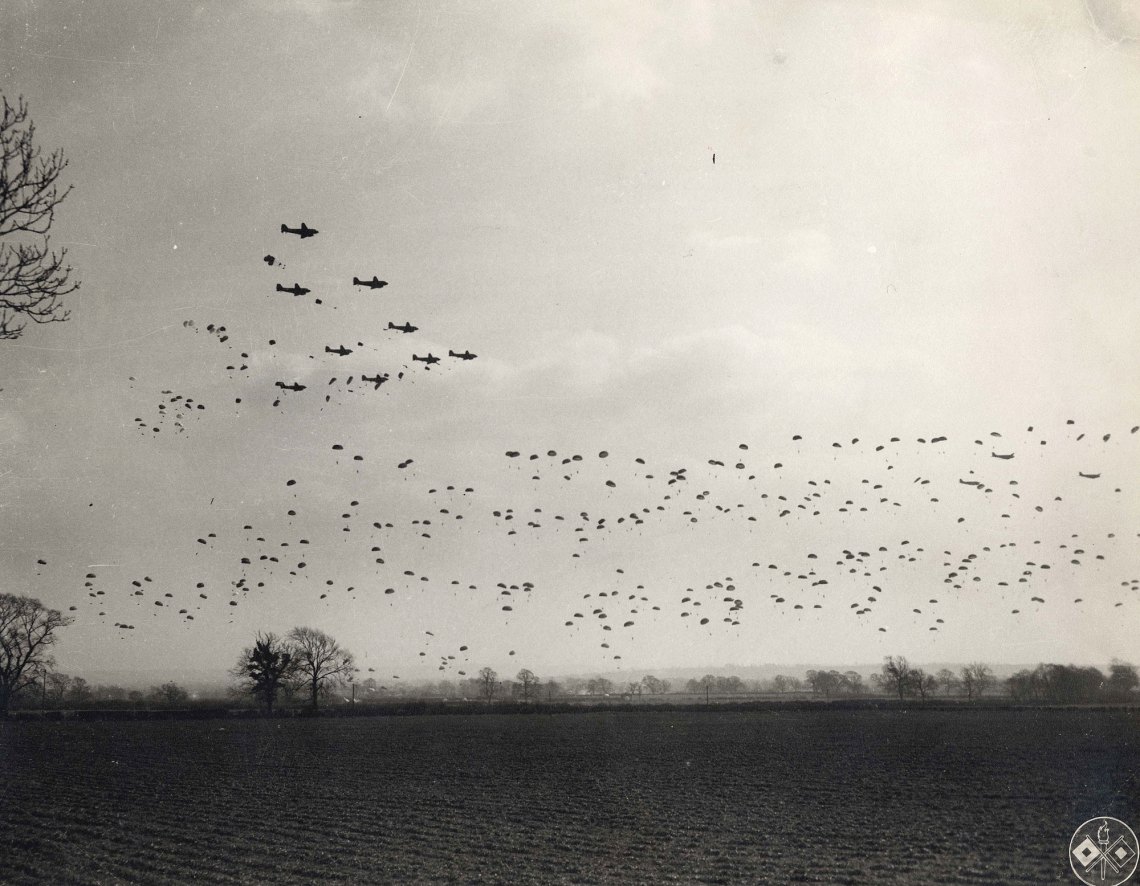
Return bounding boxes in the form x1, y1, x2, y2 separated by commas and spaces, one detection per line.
276, 284, 285, 291
353, 277, 361, 285
280, 224, 287, 233
448, 350, 457, 357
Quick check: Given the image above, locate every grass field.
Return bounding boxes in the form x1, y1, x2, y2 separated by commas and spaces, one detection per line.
2, 708, 1137, 884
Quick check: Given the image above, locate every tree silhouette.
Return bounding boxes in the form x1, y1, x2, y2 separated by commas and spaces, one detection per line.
0, 594, 73, 716
515, 668, 539, 701
287, 627, 354, 711
876, 655, 913, 701
0, 95, 79, 341
478, 666, 498, 701
959, 662, 994, 700
232, 632, 297, 714
149, 682, 190, 707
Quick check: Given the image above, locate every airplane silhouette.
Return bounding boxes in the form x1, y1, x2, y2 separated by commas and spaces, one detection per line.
448, 349, 477, 361
325, 345, 353, 356
276, 283, 310, 296
412, 353, 440, 365
353, 276, 388, 290
281, 222, 318, 238
275, 381, 306, 392
388, 321, 418, 334
361, 373, 389, 389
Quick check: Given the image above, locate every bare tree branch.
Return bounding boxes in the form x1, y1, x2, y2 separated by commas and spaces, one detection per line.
0, 95, 79, 340
0, 594, 73, 715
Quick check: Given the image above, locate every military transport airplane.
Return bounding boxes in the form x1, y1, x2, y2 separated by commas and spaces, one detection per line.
280, 222, 318, 238
388, 322, 418, 334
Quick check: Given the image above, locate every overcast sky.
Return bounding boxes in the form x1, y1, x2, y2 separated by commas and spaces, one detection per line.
2, 1, 1138, 686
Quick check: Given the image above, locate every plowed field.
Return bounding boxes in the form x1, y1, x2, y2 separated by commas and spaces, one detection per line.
2, 709, 1137, 884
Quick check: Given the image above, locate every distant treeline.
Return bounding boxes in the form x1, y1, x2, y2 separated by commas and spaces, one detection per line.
1006, 662, 1139, 704
12, 658, 1136, 714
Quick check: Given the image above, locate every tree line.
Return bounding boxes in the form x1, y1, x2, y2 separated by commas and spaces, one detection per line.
3, 594, 1138, 714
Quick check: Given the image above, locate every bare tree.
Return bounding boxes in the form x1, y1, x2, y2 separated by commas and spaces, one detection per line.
44, 671, 71, 706
515, 668, 539, 701
0, 96, 80, 340
287, 627, 354, 711
149, 682, 189, 707
806, 669, 844, 698
911, 669, 937, 701
232, 632, 297, 714
877, 656, 914, 701
960, 662, 994, 700
478, 667, 499, 701
0, 594, 73, 716
936, 668, 961, 696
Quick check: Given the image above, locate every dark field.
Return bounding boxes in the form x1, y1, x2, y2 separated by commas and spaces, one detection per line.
2, 709, 1137, 884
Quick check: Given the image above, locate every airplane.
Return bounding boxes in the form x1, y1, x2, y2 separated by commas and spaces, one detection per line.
275, 381, 306, 392
388, 321, 418, 334
448, 349, 477, 361
276, 283, 310, 296
353, 276, 388, 290
325, 345, 353, 356
361, 373, 389, 389
281, 222, 318, 238
412, 353, 440, 365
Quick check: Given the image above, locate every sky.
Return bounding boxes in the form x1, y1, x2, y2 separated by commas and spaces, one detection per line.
1, 1, 1138, 687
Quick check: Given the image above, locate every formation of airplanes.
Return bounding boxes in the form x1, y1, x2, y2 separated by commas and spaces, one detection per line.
260, 223, 478, 404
